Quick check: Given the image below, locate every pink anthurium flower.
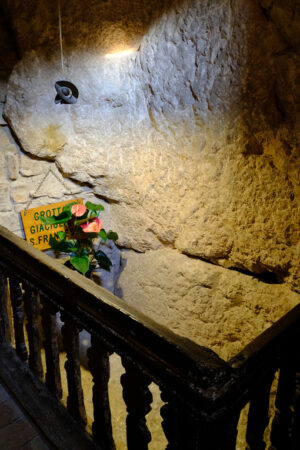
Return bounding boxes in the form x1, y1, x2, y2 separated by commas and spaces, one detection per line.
71, 203, 87, 217
80, 217, 103, 233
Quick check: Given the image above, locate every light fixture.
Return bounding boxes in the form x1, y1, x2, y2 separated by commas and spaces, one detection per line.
54, 0, 79, 105
54, 80, 79, 104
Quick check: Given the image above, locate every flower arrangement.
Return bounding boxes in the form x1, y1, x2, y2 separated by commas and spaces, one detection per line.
40, 201, 118, 277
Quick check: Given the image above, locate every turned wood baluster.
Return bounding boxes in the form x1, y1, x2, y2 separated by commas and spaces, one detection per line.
9, 276, 27, 361
0, 270, 10, 343
40, 294, 62, 398
121, 359, 152, 450
291, 360, 300, 449
87, 335, 115, 449
23, 284, 43, 378
61, 313, 87, 425
270, 354, 299, 449
246, 368, 276, 450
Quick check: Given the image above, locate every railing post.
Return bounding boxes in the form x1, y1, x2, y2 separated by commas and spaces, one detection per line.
246, 368, 276, 449
207, 411, 240, 450
9, 276, 27, 361
40, 294, 62, 399
291, 362, 300, 449
270, 352, 300, 449
161, 389, 240, 450
87, 335, 115, 449
23, 283, 43, 378
61, 313, 87, 425
160, 391, 200, 450
121, 359, 152, 450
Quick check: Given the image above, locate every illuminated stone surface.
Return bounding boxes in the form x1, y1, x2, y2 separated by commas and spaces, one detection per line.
118, 248, 299, 360
3, 0, 299, 293
0, 183, 12, 211
0, 2, 299, 447
0, 0, 299, 349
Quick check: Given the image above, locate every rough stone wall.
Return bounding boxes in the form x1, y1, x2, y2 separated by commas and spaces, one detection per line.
0, 0, 299, 360
118, 249, 299, 360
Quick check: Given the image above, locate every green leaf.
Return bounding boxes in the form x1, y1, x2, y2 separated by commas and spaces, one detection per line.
40, 210, 72, 225
56, 231, 66, 241
40, 216, 49, 225
94, 250, 112, 271
99, 229, 107, 242
70, 255, 90, 275
49, 236, 75, 253
85, 201, 105, 212
107, 230, 118, 241
63, 202, 77, 212
55, 210, 72, 221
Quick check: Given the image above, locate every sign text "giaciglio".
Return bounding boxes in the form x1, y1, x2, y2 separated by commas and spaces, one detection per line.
21, 199, 82, 251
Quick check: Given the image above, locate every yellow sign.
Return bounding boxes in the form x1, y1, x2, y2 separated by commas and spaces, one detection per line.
21, 199, 82, 251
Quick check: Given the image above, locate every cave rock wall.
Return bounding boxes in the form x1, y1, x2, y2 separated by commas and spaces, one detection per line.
0, 0, 299, 357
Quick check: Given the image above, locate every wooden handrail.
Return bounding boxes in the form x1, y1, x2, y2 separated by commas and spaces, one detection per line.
0, 225, 232, 410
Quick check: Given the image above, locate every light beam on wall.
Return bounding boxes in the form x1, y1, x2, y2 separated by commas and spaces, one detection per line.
105, 48, 136, 59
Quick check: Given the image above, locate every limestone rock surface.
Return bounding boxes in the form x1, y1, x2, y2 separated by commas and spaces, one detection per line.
0, 183, 12, 212
0, 3, 298, 447
0, 103, 7, 124
118, 248, 300, 360
5, 150, 19, 180
3, 0, 299, 291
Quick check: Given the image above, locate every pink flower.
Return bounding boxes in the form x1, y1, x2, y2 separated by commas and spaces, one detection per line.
71, 203, 87, 217
80, 217, 103, 233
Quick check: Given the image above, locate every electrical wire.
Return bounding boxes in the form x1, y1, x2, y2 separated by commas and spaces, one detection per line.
58, 0, 64, 77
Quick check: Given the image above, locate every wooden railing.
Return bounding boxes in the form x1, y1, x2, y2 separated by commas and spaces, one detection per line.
0, 224, 299, 449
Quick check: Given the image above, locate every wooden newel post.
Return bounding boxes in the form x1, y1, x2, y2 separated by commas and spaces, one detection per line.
160, 388, 239, 450
206, 412, 240, 450
160, 390, 201, 450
